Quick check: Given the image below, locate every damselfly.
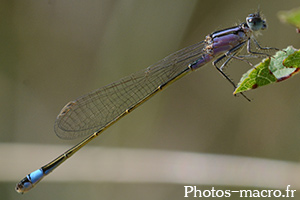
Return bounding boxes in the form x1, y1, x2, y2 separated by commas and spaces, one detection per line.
16, 11, 278, 193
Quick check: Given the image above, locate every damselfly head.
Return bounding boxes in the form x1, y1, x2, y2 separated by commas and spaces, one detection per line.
246, 12, 267, 31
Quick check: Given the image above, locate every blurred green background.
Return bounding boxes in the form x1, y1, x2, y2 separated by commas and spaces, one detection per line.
1, 0, 300, 199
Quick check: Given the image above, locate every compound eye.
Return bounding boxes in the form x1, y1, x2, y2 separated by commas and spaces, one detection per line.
246, 16, 265, 31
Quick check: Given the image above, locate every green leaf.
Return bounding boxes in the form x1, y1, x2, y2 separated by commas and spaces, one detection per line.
278, 7, 300, 30
234, 46, 300, 94
283, 50, 300, 68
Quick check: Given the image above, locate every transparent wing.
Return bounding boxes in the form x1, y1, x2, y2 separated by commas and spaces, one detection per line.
54, 41, 206, 139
